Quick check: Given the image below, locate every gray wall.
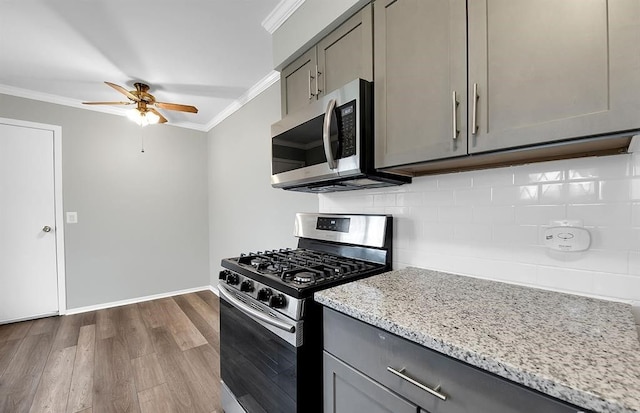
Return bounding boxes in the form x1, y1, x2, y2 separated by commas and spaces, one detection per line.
0, 94, 210, 309
207, 82, 317, 288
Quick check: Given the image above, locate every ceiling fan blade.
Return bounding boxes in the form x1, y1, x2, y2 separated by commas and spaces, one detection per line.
82, 101, 132, 106
155, 102, 198, 113
105, 81, 139, 101
149, 108, 168, 124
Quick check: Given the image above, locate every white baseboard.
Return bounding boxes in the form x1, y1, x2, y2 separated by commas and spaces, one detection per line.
65, 285, 213, 315
208, 285, 220, 296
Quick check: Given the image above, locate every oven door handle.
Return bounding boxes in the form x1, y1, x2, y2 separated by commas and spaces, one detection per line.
322, 98, 338, 170
219, 285, 296, 333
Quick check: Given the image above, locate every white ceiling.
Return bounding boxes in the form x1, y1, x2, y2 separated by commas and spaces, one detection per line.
0, 0, 285, 131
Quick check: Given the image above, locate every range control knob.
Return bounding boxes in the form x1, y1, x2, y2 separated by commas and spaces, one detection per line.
225, 272, 239, 285
218, 270, 230, 281
257, 288, 273, 302
268, 294, 287, 309
240, 280, 254, 293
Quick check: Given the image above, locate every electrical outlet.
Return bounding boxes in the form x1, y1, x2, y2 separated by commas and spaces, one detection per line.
66, 212, 78, 224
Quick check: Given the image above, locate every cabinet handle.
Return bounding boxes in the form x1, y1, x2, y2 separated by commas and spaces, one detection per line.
387, 366, 447, 401
308, 70, 314, 100
452, 90, 459, 141
471, 82, 479, 135
315, 65, 322, 96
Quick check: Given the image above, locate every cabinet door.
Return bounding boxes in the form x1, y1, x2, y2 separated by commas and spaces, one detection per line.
281, 48, 318, 116
317, 4, 373, 98
374, 0, 467, 169
468, 0, 640, 154
323, 351, 418, 413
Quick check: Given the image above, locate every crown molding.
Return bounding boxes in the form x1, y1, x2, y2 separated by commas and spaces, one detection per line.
261, 0, 306, 34
0, 71, 280, 133
206, 70, 279, 131
0, 84, 124, 117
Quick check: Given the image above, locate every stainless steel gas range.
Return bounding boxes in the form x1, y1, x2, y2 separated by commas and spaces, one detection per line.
218, 213, 393, 413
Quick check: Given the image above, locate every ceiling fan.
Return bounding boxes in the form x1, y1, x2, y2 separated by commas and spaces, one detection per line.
83, 82, 198, 126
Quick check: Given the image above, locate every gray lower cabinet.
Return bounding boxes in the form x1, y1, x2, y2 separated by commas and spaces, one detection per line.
323, 308, 586, 413
375, 0, 640, 170
280, 4, 373, 117
324, 351, 418, 413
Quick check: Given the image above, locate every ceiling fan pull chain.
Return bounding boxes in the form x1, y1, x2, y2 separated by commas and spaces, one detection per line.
140, 127, 145, 153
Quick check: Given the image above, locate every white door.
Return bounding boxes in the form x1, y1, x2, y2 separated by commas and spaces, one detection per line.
0, 122, 59, 323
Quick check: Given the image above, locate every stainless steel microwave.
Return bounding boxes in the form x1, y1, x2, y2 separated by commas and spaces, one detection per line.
271, 79, 410, 193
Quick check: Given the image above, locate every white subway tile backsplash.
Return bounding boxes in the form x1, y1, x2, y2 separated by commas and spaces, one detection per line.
540, 183, 567, 203
436, 173, 472, 189
599, 180, 630, 202
567, 203, 632, 227
632, 178, 640, 200
422, 189, 454, 206
453, 223, 492, 243
592, 272, 640, 301
438, 205, 473, 224
492, 185, 539, 205
373, 193, 396, 207
396, 192, 423, 207
492, 224, 538, 245
472, 169, 515, 187
588, 226, 633, 251
473, 205, 515, 224
567, 181, 599, 203
633, 203, 640, 227
514, 205, 566, 225
321, 154, 638, 302
421, 222, 454, 242
514, 166, 564, 185
629, 252, 640, 276
410, 176, 439, 191
454, 187, 492, 205
536, 267, 594, 296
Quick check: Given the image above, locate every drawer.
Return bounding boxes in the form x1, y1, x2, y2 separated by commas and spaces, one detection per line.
323, 308, 584, 413
324, 351, 418, 413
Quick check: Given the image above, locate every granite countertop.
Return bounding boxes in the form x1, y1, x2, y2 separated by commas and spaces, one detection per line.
314, 267, 640, 413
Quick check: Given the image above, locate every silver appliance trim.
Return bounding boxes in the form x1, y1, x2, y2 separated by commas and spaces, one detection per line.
294, 213, 388, 248
221, 381, 247, 413
219, 283, 303, 347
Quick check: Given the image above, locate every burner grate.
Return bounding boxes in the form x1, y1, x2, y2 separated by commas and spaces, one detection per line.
236, 248, 381, 287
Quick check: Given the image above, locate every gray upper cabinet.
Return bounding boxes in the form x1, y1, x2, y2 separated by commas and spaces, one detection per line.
374, 0, 467, 168
375, 0, 640, 171
280, 4, 373, 117
468, 0, 640, 154
280, 48, 317, 117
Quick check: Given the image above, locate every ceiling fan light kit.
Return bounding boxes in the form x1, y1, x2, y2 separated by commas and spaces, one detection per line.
83, 81, 198, 126
127, 108, 160, 127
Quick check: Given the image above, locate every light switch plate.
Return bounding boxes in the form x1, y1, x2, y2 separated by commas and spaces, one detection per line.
66, 212, 78, 224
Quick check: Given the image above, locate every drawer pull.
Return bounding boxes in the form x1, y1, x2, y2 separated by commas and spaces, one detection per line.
387, 366, 447, 401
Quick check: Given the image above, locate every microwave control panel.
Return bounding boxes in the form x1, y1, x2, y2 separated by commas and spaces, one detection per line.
339, 101, 356, 158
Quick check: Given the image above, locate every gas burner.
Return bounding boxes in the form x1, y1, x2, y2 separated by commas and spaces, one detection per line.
293, 271, 315, 284
250, 257, 271, 270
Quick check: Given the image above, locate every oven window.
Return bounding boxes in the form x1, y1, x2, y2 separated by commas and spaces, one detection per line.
220, 297, 297, 413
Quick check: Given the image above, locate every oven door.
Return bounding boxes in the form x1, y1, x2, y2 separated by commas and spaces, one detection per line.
219, 284, 301, 413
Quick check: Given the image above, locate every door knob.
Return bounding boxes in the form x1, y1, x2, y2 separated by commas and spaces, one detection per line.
42, 226, 52, 233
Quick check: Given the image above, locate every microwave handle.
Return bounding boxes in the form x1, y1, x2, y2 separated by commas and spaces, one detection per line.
323, 98, 338, 170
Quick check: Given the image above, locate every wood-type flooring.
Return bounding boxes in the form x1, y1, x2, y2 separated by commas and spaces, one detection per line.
0, 290, 221, 413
